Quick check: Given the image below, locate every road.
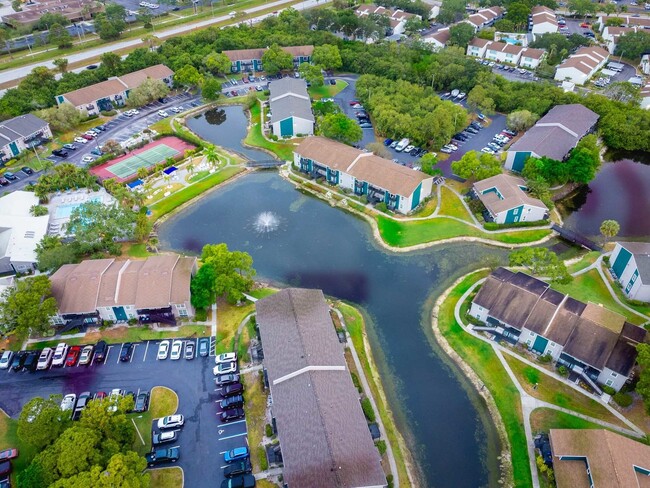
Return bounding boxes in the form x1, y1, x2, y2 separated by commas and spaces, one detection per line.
0, 0, 328, 89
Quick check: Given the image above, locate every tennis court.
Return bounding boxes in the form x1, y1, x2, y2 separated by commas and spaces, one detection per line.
90, 137, 195, 183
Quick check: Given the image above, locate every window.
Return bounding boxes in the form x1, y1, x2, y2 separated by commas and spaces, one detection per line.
179, 309, 188, 317
606, 379, 613, 387
610, 372, 618, 378
550, 342, 555, 347
526, 340, 531, 346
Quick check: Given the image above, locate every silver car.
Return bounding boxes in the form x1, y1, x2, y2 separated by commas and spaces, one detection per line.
0, 351, 13, 370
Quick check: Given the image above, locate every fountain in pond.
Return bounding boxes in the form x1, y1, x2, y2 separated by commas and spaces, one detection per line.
253, 211, 280, 234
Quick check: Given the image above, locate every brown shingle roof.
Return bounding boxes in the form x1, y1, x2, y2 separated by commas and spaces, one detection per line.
426, 27, 450, 44
295, 136, 431, 197
550, 429, 650, 488
521, 47, 546, 60
487, 41, 524, 55
51, 259, 115, 314
556, 46, 609, 75
118, 64, 173, 89
223, 45, 313, 62
62, 79, 128, 108
255, 289, 386, 488
134, 255, 180, 309
473, 173, 548, 215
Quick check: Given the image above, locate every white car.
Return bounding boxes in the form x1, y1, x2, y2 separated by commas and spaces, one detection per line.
481, 147, 495, 154
51, 343, 69, 367
60, 394, 76, 411
74, 137, 88, 144
157, 414, 184, 429
170, 107, 180, 113
213, 362, 237, 375
82, 155, 95, 164
158, 110, 169, 117
157, 340, 170, 360
0, 351, 13, 370
215, 352, 237, 364
37, 348, 53, 370
404, 145, 415, 153
131, 109, 140, 115
170, 340, 183, 360
78, 345, 94, 365
107, 388, 124, 413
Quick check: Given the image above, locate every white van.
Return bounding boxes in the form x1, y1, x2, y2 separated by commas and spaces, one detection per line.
395, 138, 410, 152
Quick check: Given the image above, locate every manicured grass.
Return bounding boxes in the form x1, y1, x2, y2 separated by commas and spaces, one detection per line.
127, 243, 153, 258
132, 386, 178, 455
308, 80, 349, 100
247, 288, 277, 300
437, 271, 531, 488
376, 214, 550, 248
438, 186, 473, 222
565, 251, 600, 274
242, 371, 268, 472
551, 269, 649, 326
408, 192, 437, 218
337, 302, 412, 488
215, 300, 255, 355
149, 467, 183, 488
0, 410, 39, 485
530, 407, 610, 433
504, 355, 626, 428
149, 166, 244, 220
244, 103, 296, 161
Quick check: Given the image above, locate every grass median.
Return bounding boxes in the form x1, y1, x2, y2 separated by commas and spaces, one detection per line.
132, 386, 179, 455
149, 466, 183, 488
436, 270, 531, 488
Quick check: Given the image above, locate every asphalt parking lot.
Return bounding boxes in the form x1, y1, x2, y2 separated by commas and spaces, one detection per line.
0, 337, 247, 488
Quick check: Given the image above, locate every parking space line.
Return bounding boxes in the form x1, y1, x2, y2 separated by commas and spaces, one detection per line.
218, 432, 248, 441
117, 344, 124, 364
143, 341, 149, 361
220, 419, 246, 427
219, 451, 228, 455
130, 343, 138, 363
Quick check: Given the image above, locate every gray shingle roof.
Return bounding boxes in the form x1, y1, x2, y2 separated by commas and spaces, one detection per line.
255, 289, 386, 488
269, 78, 314, 123
508, 104, 599, 161
0, 114, 49, 143
618, 241, 650, 282
473, 173, 548, 215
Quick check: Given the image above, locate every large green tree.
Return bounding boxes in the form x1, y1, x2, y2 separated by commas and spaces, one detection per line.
506, 110, 539, 131
202, 76, 223, 101
67, 201, 137, 255
126, 77, 169, 107
318, 113, 363, 145
190, 263, 217, 310
261, 44, 293, 75
200, 243, 255, 304
420, 152, 441, 176
311, 44, 342, 71
36, 103, 83, 133
174, 64, 203, 89
614, 31, 650, 61
467, 85, 495, 114
17, 395, 69, 450
599, 219, 620, 242
36, 235, 81, 272
204, 51, 231, 75
505, 3, 531, 31
509, 248, 571, 283
48, 23, 73, 49
636, 343, 650, 413
95, 3, 127, 40
448, 23, 475, 49
299, 63, 324, 87
451, 151, 502, 181
438, 0, 466, 24
0, 275, 58, 336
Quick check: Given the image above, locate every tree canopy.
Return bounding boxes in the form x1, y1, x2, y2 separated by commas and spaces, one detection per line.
451, 150, 502, 181
196, 243, 256, 304
95, 3, 127, 41
318, 112, 363, 145
0, 275, 58, 336
67, 201, 137, 255
509, 248, 571, 283
261, 44, 294, 74
18, 395, 69, 450
126, 77, 169, 107
614, 31, 650, 60
506, 109, 539, 131
36, 103, 83, 133
448, 23, 475, 49
600, 219, 620, 241
311, 44, 342, 71
636, 343, 650, 414
204, 51, 231, 75
438, 0, 466, 24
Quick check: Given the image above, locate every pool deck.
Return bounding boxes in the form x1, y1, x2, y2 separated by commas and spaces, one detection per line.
46, 189, 115, 236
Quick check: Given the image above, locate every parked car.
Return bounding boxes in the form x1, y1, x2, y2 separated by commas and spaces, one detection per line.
198, 337, 209, 357
3, 172, 17, 181
94, 340, 107, 363
93, 391, 107, 401
220, 394, 244, 410
157, 415, 184, 430
0, 178, 9, 186
215, 373, 240, 386
0, 461, 10, 480
119, 343, 133, 362
52, 149, 68, 157
65, 345, 81, 367
359, 123, 373, 129
215, 352, 237, 364
72, 392, 91, 420
170, 340, 183, 360
90, 148, 103, 156
78, 345, 94, 365
157, 110, 169, 117
184, 342, 195, 360
214, 362, 237, 375
21, 166, 34, 175
60, 393, 76, 411
383, 138, 393, 146
220, 474, 256, 488
224, 446, 249, 463
0, 351, 13, 370
23, 351, 39, 372
52, 343, 68, 367
152, 430, 177, 446
82, 134, 94, 140
145, 447, 180, 467
220, 408, 245, 422
223, 459, 252, 478
0, 449, 18, 461
62, 144, 77, 151
82, 155, 96, 164
221, 382, 244, 398
158, 340, 170, 360
134, 391, 150, 413
74, 137, 88, 144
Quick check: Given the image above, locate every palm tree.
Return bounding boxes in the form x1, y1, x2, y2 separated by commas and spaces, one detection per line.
186, 163, 195, 176
137, 167, 149, 181
203, 144, 220, 169
600, 220, 620, 243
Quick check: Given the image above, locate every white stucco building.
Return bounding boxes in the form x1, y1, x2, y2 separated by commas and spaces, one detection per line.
554, 46, 609, 85
609, 242, 650, 303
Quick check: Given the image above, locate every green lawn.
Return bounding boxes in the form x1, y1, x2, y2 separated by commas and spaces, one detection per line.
437, 271, 531, 488
551, 269, 649, 326
530, 407, 612, 433
244, 103, 296, 161
308, 80, 349, 100
242, 371, 268, 472
376, 214, 550, 248
127, 243, 153, 258
0, 411, 39, 485
337, 302, 412, 488
149, 166, 243, 221
215, 300, 256, 355
566, 251, 601, 274
149, 467, 182, 488
438, 186, 473, 222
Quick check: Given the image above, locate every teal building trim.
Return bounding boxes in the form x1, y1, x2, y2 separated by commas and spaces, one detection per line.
532, 335, 548, 355
612, 246, 632, 279
512, 151, 530, 172
280, 118, 293, 137
9, 142, 19, 157
504, 205, 523, 223
626, 269, 639, 294
411, 182, 422, 210
113, 306, 128, 322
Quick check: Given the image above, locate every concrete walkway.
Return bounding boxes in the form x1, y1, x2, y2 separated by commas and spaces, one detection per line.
332, 308, 402, 487
254, 467, 283, 479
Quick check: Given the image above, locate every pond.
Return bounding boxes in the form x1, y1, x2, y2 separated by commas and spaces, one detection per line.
187, 105, 270, 161
559, 157, 650, 239
159, 171, 509, 487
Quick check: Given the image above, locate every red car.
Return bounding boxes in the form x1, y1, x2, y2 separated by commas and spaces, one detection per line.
242, 76, 249, 83
349, 100, 360, 106
94, 391, 107, 401
65, 346, 81, 366
0, 448, 18, 460
82, 134, 94, 140
580, 22, 590, 28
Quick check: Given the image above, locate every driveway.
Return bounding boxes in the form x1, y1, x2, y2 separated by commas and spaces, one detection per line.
0, 337, 246, 488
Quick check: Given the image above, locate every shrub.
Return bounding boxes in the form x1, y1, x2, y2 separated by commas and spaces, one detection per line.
558, 365, 569, 377
29, 204, 48, 216
484, 220, 547, 230
101, 110, 117, 116
601, 385, 616, 396
258, 446, 268, 471
350, 372, 361, 392
603, 256, 610, 266
269, 134, 278, 141
265, 423, 273, 437
537, 353, 552, 364
375, 202, 388, 213
361, 397, 375, 422
375, 440, 387, 456
386, 474, 394, 488
194, 308, 207, 322
613, 392, 633, 407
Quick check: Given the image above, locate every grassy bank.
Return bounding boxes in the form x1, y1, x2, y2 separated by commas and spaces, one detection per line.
530, 407, 609, 432
243, 371, 268, 472
438, 186, 473, 222
336, 302, 412, 487
377, 214, 551, 247
436, 271, 531, 487
132, 386, 179, 455
149, 467, 183, 488
215, 300, 256, 355
308, 79, 348, 99
244, 103, 297, 161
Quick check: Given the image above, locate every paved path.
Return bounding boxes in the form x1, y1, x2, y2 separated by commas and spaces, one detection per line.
254, 467, 283, 480
239, 364, 263, 374
0, 0, 329, 88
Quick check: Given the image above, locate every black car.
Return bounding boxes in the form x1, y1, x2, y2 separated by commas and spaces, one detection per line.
10, 351, 27, 371
134, 391, 150, 413
86, 64, 98, 70
215, 373, 240, 387
220, 408, 245, 422
52, 149, 69, 157
220, 474, 256, 488
0, 178, 9, 186
72, 391, 92, 420
223, 459, 252, 478
220, 394, 244, 410
198, 337, 209, 357
94, 340, 107, 363
23, 351, 39, 372
119, 343, 133, 362
3, 172, 17, 181
145, 447, 179, 467
0, 461, 10, 479
21, 166, 33, 175
221, 382, 244, 398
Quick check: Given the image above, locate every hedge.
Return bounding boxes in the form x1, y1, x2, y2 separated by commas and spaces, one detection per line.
484, 220, 548, 231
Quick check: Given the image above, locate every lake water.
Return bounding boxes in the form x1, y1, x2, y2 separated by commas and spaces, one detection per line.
159, 170, 509, 487
559, 158, 650, 239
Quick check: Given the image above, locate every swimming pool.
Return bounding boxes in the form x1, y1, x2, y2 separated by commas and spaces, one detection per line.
54, 196, 101, 219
